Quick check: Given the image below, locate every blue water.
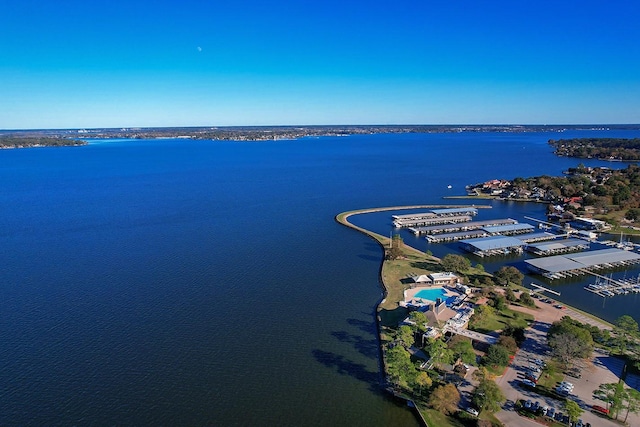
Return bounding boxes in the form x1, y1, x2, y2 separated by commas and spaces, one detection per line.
414, 288, 456, 303
2, 130, 640, 425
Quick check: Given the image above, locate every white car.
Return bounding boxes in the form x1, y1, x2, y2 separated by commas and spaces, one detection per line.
559, 381, 574, 390
466, 407, 479, 416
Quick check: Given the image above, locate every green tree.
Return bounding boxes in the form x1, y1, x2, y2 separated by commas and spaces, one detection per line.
548, 317, 594, 365
441, 254, 471, 273
563, 399, 583, 423
491, 294, 507, 311
428, 383, 460, 415
498, 335, 518, 354
425, 337, 454, 368
518, 291, 535, 307
449, 337, 476, 365
414, 371, 432, 397
472, 379, 506, 413
387, 234, 404, 260
622, 388, 640, 423
408, 311, 428, 333
472, 304, 494, 325
386, 345, 416, 387
616, 315, 639, 336
396, 325, 415, 349
493, 266, 524, 286
504, 287, 516, 302
595, 383, 618, 413
482, 344, 510, 367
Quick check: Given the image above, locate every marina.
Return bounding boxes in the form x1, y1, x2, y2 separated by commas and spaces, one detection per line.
584, 273, 640, 297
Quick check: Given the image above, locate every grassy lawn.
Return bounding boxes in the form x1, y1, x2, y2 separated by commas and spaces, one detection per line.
469, 307, 534, 334
420, 408, 466, 427
536, 359, 564, 389
479, 410, 504, 426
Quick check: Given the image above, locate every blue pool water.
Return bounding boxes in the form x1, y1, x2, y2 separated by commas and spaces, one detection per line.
414, 288, 448, 302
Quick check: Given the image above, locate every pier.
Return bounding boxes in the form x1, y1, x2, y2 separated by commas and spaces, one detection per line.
583, 271, 640, 297
529, 282, 561, 296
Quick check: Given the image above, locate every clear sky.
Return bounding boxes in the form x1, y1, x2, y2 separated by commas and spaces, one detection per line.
1, 0, 639, 129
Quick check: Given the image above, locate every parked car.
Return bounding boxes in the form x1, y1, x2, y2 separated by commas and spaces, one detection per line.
524, 374, 538, 384
592, 404, 610, 415
559, 381, 574, 390
547, 407, 556, 418
521, 379, 536, 388
466, 407, 479, 416
524, 399, 532, 409
565, 369, 582, 379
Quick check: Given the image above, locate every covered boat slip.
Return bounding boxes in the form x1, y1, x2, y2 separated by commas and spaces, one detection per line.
482, 223, 535, 236
392, 207, 478, 221
525, 248, 640, 279
396, 214, 472, 228
459, 235, 525, 257
409, 218, 518, 236
516, 232, 557, 243
393, 207, 478, 228
526, 238, 590, 256
427, 230, 557, 244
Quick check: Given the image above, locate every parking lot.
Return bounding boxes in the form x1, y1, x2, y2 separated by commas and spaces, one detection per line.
494, 305, 640, 427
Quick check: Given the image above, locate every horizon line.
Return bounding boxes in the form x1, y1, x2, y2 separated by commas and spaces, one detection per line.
3, 123, 640, 132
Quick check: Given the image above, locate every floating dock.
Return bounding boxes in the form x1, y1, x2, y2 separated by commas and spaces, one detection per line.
584, 273, 640, 297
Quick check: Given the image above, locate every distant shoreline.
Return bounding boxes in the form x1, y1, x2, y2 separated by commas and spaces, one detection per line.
4, 124, 640, 144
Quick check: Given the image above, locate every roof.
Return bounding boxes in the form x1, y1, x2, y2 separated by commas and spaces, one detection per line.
525, 256, 583, 273
525, 248, 640, 273
565, 248, 640, 266
411, 274, 431, 283
483, 223, 535, 234
459, 235, 525, 251
527, 238, 589, 253
516, 232, 557, 242
429, 207, 478, 216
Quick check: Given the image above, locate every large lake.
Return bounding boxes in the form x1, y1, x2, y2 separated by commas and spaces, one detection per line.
1, 130, 640, 425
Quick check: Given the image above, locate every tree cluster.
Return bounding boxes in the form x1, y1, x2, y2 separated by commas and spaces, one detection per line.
0, 136, 87, 148
548, 316, 594, 366
549, 138, 640, 161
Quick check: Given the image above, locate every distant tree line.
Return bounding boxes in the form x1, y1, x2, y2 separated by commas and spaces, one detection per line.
549, 138, 640, 160
0, 136, 87, 149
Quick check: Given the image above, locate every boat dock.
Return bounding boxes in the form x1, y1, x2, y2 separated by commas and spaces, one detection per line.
410, 218, 518, 236
583, 271, 640, 297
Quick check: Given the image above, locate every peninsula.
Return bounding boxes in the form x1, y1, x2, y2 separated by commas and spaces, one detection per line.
337, 205, 640, 427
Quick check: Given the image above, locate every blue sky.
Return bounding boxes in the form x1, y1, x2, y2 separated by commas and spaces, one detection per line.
1, 0, 639, 128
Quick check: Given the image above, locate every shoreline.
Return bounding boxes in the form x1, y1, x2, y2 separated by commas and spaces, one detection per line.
336, 204, 618, 419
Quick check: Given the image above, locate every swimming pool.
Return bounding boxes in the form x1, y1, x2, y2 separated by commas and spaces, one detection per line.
414, 287, 447, 301
413, 287, 458, 305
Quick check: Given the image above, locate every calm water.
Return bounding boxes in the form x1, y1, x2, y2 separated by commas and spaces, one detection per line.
1, 130, 640, 425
